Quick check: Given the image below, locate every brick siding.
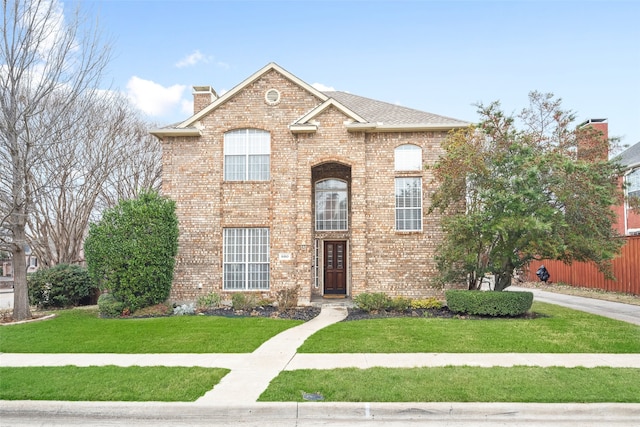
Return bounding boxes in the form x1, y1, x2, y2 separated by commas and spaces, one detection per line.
160, 69, 451, 304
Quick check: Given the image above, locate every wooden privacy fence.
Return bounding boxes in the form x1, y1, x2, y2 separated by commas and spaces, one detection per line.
524, 235, 640, 296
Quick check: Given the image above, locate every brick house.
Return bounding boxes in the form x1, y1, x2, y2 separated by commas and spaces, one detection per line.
616, 139, 640, 235
151, 63, 469, 304
574, 118, 640, 236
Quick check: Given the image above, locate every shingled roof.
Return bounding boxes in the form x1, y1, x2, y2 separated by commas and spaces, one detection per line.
324, 91, 469, 127
151, 63, 469, 137
619, 141, 640, 168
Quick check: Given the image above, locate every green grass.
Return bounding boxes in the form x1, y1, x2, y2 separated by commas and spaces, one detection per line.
298, 302, 640, 353
0, 366, 228, 401
0, 308, 302, 353
260, 367, 640, 403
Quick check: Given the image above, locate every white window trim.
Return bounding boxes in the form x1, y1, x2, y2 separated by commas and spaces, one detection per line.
395, 177, 423, 231
315, 179, 348, 231
223, 228, 270, 291
394, 144, 422, 171
223, 129, 270, 181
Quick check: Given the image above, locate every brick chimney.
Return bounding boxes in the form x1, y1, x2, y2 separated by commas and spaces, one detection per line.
577, 118, 609, 161
193, 86, 217, 114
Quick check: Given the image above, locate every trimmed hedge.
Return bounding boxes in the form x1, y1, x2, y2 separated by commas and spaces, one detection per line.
445, 289, 533, 317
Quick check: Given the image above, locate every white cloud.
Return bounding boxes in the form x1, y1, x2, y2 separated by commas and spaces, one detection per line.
180, 99, 193, 116
126, 76, 186, 116
175, 50, 210, 68
312, 83, 336, 92
32, 0, 67, 57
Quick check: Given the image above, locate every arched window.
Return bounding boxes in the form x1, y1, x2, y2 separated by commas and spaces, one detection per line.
224, 129, 270, 181
394, 144, 422, 171
315, 179, 348, 231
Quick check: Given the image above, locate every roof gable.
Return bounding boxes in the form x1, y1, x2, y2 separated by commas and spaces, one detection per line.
177, 63, 328, 129
294, 98, 368, 125
151, 63, 470, 138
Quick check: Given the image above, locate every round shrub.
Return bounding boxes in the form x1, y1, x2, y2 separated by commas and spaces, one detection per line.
445, 289, 533, 317
84, 191, 178, 313
28, 264, 95, 308
353, 292, 391, 312
97, 293, 126, 318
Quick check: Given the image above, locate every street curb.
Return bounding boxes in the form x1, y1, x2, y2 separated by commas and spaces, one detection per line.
1, 401, 640, 423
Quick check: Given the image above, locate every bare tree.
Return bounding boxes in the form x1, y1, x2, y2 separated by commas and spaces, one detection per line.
95, 119, 162, 214
26, 92, 162, 267
0, 0, 111, 320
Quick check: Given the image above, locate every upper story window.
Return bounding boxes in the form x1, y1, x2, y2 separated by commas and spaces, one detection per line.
224, 129, 270, 181
394, 144, 422, 171
627, 168, 640, 199
315, 179, 348, 231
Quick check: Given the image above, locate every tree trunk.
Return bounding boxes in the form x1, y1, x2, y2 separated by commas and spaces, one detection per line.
11, 228, 31, 321
493, 273, 512, 292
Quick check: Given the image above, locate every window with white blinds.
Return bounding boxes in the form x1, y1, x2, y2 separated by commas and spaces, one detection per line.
223, 228, 269, 290
224, 129, 270, 181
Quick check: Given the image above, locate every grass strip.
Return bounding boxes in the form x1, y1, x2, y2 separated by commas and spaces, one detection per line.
298, 302, 640, 353
260, 366, 640, 403
0, 308, 302, 353
0, 366, 229, 401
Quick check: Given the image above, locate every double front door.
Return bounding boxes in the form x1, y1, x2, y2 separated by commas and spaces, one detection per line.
324, 241, 346, 295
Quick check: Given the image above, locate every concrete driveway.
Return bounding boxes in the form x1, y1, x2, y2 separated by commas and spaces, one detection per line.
510, 286, 640, 326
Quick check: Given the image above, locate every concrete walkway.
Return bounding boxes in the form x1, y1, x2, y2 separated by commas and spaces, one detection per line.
197, 305, 348, 403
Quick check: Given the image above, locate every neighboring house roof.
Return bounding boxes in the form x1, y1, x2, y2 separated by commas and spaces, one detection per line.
619, 141, 640, 169
151, 63, 470, 137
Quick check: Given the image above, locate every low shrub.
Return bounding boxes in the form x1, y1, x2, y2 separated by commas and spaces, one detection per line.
28, 264, 96, 308
353, 293, 391, 312
276, 286, 299, 311
389, 296, 412, 311
97, 293, 126, 318
410, 297, 444, 310
196, 292, 221, 310
445, 289, 533, 317
231, 293, 260, 311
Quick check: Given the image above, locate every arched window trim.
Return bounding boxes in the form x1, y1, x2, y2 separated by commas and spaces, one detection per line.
394, 144, 422, 171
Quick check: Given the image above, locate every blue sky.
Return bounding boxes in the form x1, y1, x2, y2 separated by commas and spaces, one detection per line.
84, 0, 639, 149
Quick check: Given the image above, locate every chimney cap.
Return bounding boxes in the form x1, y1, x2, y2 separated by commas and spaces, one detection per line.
192, 85, 217, 96
578, 118, 607, 128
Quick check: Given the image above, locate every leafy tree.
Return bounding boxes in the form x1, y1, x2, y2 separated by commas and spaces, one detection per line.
430, 92, 624, 291
84, 191, 179, 312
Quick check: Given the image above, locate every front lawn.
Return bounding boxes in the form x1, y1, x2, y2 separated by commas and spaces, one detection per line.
0, 366, 228, 401
0, 308, 303, 353
260, 366, 640, 403
298, 302, 640, 353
